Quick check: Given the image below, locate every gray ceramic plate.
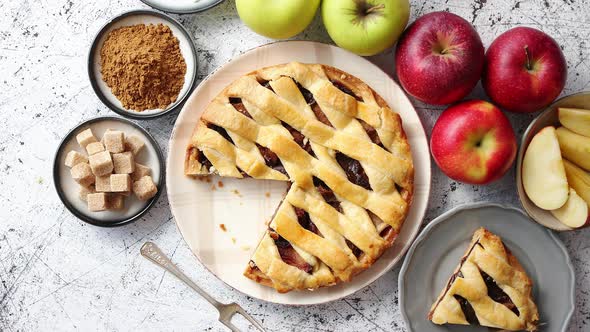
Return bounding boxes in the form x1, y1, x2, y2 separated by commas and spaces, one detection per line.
399, 203, 575, 332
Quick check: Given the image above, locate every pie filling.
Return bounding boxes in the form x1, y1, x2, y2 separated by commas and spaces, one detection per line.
284, 122, 315, 157
257, 79, 274, 92
346, 239, 362, 258
313, 177, 342, 212
270, 229, 313, 274
358, 118, 383, 147
379, 225, 394, 238
256, 144, 287, 175
229, 98, 253, 119
295, 82, 334, 128
294, 207, 321, 236
210, 124, 234, 144
196, 148, 213, 170
330, 79, 362, 101
454, 295, 480, 325
335, 152, 371, 190
481, 270, 520, 316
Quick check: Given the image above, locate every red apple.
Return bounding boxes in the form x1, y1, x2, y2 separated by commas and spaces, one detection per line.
395, 12, 484, 105
430, 100, 517, 184
483, 27, 567, 113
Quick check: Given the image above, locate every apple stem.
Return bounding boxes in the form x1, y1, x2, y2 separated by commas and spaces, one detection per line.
524, 45, 533, 71
366, 4, 385, 14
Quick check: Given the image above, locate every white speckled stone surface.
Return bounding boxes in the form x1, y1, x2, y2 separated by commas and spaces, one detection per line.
1, 0, 589, 331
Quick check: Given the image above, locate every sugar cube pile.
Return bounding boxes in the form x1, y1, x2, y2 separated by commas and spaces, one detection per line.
65, 127, 157, 212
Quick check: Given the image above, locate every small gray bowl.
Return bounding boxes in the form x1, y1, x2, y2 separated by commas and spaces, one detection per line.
53, 116, 164, 227
88, 9, 198, 119
516, 91, 590, 231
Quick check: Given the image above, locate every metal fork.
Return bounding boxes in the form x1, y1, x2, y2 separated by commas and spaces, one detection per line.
140, 242, 266, 332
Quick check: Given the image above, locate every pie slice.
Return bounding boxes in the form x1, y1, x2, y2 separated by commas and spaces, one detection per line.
428, 228, 539, 331
184, 62, 414, 292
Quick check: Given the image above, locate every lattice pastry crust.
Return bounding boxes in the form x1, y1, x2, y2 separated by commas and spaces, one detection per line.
185, 62, 414, 292
429, 228, 539, 331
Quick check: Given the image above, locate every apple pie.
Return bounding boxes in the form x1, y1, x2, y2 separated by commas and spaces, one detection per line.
429, 228, 539, 331
185, 62, 414, 292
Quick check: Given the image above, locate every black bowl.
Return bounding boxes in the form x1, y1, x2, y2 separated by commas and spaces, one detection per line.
53, 116, 165, 227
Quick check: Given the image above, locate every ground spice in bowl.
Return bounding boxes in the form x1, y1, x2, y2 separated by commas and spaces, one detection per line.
100, 23, 187, 112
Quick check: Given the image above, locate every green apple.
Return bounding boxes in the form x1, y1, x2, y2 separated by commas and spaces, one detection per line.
322, 0, 410, 56
236, 0, 320, 39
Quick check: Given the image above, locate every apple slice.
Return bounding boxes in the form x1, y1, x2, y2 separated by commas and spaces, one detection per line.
558, 107, 590, 137
556, 127, 590, 171
563, 159, 590, 207
550, 188, 589, 228
522, 126, 569, 210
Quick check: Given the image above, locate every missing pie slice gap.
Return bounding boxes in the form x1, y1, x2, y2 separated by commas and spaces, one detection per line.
428, 228, 539, 331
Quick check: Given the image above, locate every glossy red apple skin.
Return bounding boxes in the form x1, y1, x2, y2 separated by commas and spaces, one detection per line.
483, 27, 567, 113
395, 12, 484, 105
431, 100, 517, 184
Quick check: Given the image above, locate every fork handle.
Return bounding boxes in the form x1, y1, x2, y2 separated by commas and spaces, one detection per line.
141, 242, 221, 308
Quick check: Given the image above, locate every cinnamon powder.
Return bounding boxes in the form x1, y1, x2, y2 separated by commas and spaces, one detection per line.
100, 23, 187, 112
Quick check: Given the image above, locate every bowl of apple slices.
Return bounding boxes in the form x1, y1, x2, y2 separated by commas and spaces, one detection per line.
517, 91, 590, 231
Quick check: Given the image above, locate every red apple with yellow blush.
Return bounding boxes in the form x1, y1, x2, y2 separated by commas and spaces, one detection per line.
483, 27, 567, 113
430, 100, 517, 184
395, 12, 484, 105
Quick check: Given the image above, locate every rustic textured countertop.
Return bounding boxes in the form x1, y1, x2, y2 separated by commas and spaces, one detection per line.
1, 0, 589, 331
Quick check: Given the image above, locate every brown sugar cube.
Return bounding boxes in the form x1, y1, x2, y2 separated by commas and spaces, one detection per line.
100, 129, 113, 144
112, 152, 135, 174
76, 128, 98, 148
108, 194, 125, 210
133, 176, 157, 201
110, 174, 131, 192
79, 185, 96, 202
86, 142, 105, 155
95, 174, 111, 192
103, 130, 125, 153
64, 150, 88, 168
88, 151, 113, 176
131, 163, 151, 181
87, 193, 108, 212
125, 135, 145, 156
70, 163, 95, 187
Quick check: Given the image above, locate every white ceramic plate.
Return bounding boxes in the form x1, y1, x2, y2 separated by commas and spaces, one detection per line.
166, 41, 431, 305
399, 203, 575, 332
